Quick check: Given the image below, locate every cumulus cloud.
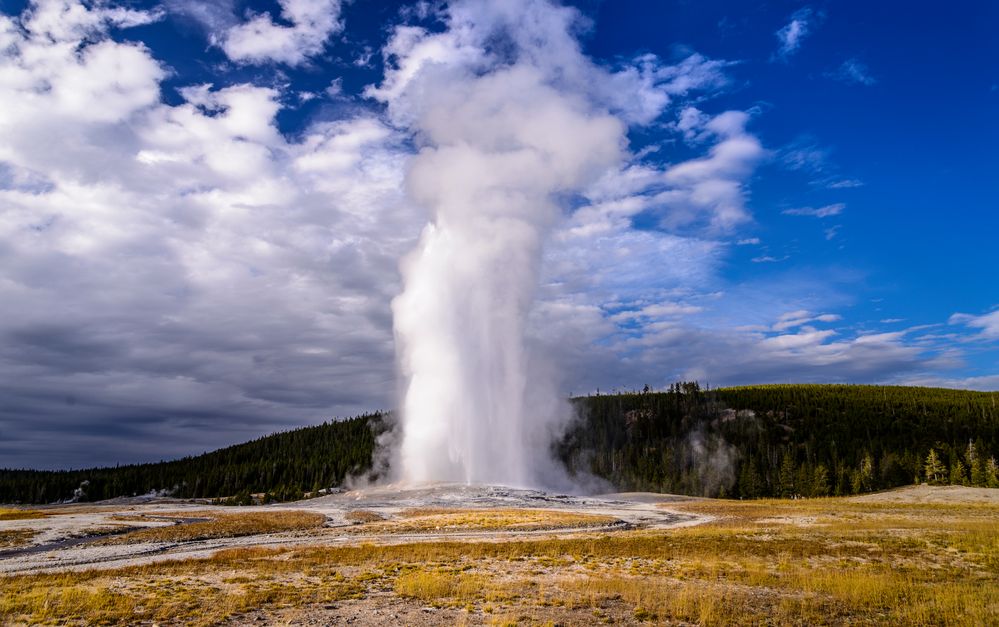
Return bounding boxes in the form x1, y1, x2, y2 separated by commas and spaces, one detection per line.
571, 108, 764, 237
0, 0, 418, 468
217, 0, 344, 65
1, 0, 991, 470
541, 306, 951, 396
168, 0, 349, 71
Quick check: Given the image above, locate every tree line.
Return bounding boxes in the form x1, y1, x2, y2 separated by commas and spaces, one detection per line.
0, 414, 382, 504
558, 383, 999, 498
1, 385, 997, 503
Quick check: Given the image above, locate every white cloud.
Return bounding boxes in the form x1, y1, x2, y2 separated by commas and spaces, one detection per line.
828, 58, 877, 86
542, 305, 950, 394
950, 309, 999, 339
827, 178, 864, 188
221, 0, 343, 65
774, 7, 819, 61
773, 310, 842, 332
783, 203, 845, 218
1, 0, 985, 468
781, 139, 829, 173
657, 110, 765, 231
902, 374, 999, 392
737, 237, 760, 245
0, 0, 419, 467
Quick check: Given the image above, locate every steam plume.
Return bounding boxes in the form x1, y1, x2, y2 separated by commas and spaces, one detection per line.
372, 0, 643, 487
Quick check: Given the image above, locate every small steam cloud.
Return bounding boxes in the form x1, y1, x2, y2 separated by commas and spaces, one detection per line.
371, 0, 674, 488
684, 427, 739, 497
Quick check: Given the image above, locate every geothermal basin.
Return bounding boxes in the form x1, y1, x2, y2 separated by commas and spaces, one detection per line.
0, 484, 708, 576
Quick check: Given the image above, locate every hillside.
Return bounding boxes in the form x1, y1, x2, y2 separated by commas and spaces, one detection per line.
560, 383, 999, 497
0, 414, 383, 504
2, 385, 998, 503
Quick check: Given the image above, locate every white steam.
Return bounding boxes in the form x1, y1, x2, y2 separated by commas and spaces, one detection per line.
372, 0, 675, 487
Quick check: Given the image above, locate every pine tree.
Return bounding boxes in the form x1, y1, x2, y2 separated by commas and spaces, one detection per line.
949, 459, 967, 486
778, 454, 797, 498
967, 441, 985, 487
986, 457, 999, 489
737, 459, 763, 499
812, 464, 830, 497
852, 453, 875, 493
924, 449, 945, 485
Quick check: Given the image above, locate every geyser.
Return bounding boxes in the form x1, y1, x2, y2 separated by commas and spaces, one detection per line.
375, 0, 633, 487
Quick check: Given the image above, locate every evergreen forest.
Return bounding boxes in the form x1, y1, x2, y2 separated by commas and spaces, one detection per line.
2, 385, 997, 503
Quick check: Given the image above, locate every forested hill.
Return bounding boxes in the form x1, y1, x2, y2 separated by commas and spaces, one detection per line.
2, 385, 998, 503
560, 384, 999, 498
0, 414, 383, 504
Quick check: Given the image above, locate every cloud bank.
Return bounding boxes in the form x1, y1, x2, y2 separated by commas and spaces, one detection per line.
0, 0, 994, 469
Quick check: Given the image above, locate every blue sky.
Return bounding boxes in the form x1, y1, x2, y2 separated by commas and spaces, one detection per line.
0, 0, 996, 469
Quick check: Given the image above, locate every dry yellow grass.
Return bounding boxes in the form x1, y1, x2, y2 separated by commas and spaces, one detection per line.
0, 508, 46, 521
363, 507, 619, 533
98, 510, 325, 544
344, 509, 385, 524
394, 569, 489, 603
0, 529, 37, 549
1, 496, 996, 625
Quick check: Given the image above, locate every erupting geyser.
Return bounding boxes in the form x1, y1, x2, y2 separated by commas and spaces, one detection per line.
374, 0, 632, 487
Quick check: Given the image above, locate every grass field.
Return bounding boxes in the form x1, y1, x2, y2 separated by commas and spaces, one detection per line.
351, 507, 620, 534
0, 508, 46, 521
1, 496, 996, 625
99, 510, 326, 544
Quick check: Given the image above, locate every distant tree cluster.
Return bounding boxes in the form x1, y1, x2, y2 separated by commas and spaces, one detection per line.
2, 385, 998, 503
923, 441, 999, 488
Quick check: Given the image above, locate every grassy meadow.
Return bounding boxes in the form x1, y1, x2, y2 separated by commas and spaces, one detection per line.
1, 494, 997, 625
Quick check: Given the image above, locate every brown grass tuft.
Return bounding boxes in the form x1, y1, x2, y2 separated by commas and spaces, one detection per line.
0, 529, 37, 549
344, 510, 385, 524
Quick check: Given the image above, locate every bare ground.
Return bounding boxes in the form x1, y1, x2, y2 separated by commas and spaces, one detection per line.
0, 484, 706, 576
3, 484, 997, 626
847, 483, 999, 504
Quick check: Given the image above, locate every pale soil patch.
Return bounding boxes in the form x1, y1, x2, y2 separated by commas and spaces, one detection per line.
756, 515, 820, 526
849, 484, 999, 504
